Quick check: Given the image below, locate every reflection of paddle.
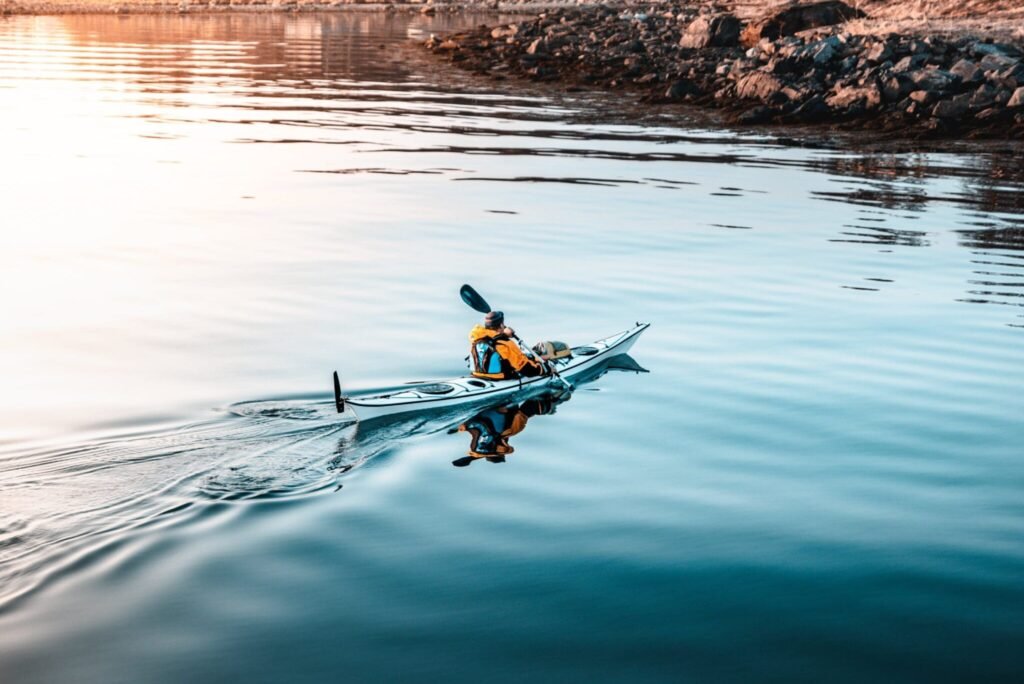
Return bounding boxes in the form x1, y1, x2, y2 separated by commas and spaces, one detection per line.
459, 284, 572, 389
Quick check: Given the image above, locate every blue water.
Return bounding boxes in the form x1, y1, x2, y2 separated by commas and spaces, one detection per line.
1, 12, 1023, 683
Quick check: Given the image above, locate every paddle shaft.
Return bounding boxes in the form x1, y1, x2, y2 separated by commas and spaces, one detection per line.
511, 333, 572, 390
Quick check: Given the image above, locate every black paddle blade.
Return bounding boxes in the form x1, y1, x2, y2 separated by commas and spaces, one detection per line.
460, 284, 491, 314
333, 371, 345, 414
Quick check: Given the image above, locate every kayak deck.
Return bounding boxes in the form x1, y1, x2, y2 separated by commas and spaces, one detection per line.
336, 323, 649, 423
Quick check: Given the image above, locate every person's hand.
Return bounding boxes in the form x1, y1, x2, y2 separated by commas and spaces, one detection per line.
502, 326, 516, 338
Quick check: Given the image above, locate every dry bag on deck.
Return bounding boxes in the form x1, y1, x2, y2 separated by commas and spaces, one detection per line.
532, 340, 572, 361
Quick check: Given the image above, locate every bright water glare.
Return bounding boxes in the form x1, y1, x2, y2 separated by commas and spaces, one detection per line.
1, 12, 1023, 683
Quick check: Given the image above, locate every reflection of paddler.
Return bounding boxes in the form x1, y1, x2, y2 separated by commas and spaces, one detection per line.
453, 393, 566, 467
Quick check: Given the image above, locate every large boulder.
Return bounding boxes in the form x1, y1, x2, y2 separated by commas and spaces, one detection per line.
741, 1, 865, 47
679, 13, 742, 49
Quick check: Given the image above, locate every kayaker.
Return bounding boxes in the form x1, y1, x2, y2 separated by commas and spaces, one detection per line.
468, 310, 546, 380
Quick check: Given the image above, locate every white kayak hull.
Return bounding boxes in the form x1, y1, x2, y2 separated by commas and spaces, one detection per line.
337, 323, 649, 423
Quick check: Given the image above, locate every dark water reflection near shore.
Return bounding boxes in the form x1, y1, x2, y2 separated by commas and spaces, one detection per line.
1, 12, 1024, 683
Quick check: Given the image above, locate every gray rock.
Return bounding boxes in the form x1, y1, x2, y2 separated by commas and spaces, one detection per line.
822, 35, 844, 50
768, 56, 803, 75
909, 69, 958, 93
679, 13, 741, 49
995, 63, 1024, 89
865, 42, 893, 64
970, 84, 999, 109
790, 94, 830, 121
972, 42, 1021, 59
909, 90, 936, 105
979, 54, 1017, 72
932, 94, 971, 119
881, 74, 912, 102
950, 59, 983, 85
735, 72, 784, 101
908, 39, 929, 55
893, 55, 927, 73
1009, 87, 1024, 108
812, 42, 836, 65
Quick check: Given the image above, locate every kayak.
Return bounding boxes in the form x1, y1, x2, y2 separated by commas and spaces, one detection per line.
334, 322, 649, 422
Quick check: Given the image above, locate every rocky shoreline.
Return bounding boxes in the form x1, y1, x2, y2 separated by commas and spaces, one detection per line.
1, 0, 566, 15
425, 1, 1024, 140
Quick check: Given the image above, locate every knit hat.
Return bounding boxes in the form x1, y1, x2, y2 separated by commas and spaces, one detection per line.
483, 310, 504, 329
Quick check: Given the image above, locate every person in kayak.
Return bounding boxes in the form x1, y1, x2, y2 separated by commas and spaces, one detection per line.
469, 310, 546, 380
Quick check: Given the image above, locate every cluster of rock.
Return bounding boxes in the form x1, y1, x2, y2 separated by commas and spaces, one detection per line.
426, 1, 1024, 139
2, 0, 580, 15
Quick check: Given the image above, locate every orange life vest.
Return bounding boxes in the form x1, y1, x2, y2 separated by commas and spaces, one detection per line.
468, 325, 541, 379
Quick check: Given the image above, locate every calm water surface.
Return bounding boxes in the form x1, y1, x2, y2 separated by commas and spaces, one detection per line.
1, 13, 1023, 683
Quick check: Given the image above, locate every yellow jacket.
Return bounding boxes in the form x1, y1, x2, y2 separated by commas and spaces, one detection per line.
468, 325, 541, 379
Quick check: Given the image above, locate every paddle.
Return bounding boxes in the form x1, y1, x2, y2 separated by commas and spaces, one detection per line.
459, 284, 572, 390
460, 283, 491, 314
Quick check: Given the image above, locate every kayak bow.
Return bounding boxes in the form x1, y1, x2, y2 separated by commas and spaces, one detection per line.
335, 323, 649, 423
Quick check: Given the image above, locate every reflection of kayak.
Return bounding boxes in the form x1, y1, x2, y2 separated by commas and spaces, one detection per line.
334, 323, 649, 423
